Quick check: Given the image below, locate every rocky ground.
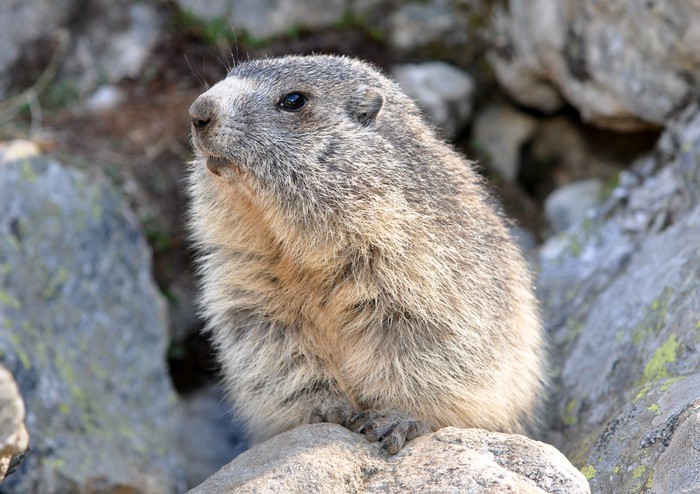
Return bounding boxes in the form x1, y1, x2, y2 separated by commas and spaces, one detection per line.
1, 1, 699, 493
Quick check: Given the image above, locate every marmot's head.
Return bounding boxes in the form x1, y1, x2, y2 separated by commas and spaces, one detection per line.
189, 55, 434, 227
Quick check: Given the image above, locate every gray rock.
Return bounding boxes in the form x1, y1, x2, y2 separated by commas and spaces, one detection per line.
0, 149, 184, 493
489, 1, 700, 131
392, 62, 475, 140
0, 364, 28, 482
388, 0, 470, 51
538, 104, 700, 493
179, 387, 247, 489
175, 0, 385, 40
544, 178, 603, 233
85, 85, 126, 114
0, 0, 75, 100
0, 0, 162, 100
473, 103, 538, 182
188, 424, 590, 494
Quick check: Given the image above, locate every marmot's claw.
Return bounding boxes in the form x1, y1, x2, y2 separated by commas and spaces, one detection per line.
348, 410, 428, 454
311, 402, 355, 425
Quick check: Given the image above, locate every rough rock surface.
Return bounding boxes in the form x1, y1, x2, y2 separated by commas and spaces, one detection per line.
388, 0, 470, 51
0, 364, 28, 482
473, 103, 538, 182
392, 62, 474, 140
490, 0, 700, 131
538, 104, 700, 492
0, 0, 162, 99
189, 424, 590, 494
175, 0, 385, 40
179, 387, 247, 488
0, 149, 184, 493
544, 178, 603, 233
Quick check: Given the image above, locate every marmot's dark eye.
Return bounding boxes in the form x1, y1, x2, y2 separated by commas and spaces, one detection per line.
278, 92, 307, 111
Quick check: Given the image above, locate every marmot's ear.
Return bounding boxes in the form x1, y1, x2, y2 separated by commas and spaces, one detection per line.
347, 86, 384, 126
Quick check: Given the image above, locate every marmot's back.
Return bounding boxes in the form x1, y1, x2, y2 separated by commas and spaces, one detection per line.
187, 55, 547, 454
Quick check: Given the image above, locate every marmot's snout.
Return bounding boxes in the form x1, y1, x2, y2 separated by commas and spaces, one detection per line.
189, 95, 216, 134
189, 94, 230, 175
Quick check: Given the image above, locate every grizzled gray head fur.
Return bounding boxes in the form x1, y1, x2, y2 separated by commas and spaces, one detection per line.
188, 55, 460, 228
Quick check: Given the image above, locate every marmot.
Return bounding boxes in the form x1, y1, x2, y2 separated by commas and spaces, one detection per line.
187, 55, 546, 454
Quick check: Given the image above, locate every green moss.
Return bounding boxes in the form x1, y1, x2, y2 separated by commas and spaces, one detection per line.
8, 333, 31, 369
173, 10, 235, 46
633, 382, 651, 403
0, 263, 11, 275
44, 457, 66, 470
562, 398, 579, 426
566, 321, 584, 340
631, 465, 646, 479
144, 220, 173, 253
581, 465, 596, 480
0, 291, 21, 309
599, 173, 620, 202
615, 329, 625, 343
645, 470, 654, 489
613, 466, 620, 474
643, 334, 678, 382
567, 236, 583, 257
569, 432, 597, 469
659, 376, 684, 392
42, 266, 69, 299
43, 78, 81, 109
92, 202, 104, 221
647, 403, 660, 413
20, 160, 40, 181
631, 288, 674, 345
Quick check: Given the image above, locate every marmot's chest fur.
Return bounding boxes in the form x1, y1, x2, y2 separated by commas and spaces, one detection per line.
187, 54, 546, 454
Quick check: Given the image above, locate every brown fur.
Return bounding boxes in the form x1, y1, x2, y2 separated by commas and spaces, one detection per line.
187, 55, 546, 452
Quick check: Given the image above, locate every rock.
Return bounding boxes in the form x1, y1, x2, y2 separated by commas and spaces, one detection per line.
538, 104, 700, 493
388, 0, 470, 51
179, 387, 247, 488
189, 424, 590, 494
0, 364, 28, 482
85, 84, 126, 114
0, 140, 41, 163
175, 0, 385, 40
544, 178, 603, 233
391, 62, 475, 140
473, 103, 538, 182
489, 1, 700, 131
0, 0, 162, 99
0, 149, 184, 493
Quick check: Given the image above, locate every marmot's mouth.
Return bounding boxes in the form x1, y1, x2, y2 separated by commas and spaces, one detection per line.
205, 155, 230, 176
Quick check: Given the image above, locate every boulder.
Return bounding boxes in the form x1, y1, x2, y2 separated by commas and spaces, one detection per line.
544, 178, 603, 233
472, 103, 538, 182
392, 62, 475, 140
174, 0, 386, 40
0, 0, 162, 100
188, 424, 590, 494
0, 146, 184, 493
388, 0, 470, 51
178, 387, 247, 488
538, 104, 700, 492
490, 0, 700, 131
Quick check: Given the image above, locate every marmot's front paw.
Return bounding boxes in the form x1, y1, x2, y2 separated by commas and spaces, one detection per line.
348, 410, 429, 454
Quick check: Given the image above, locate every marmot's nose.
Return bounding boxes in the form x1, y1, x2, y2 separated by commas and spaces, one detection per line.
189, 95, 215, 131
